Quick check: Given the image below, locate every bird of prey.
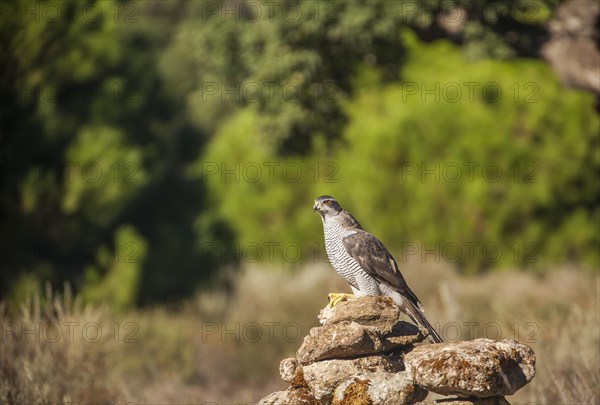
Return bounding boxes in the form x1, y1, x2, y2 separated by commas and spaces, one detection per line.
313, 195, 443, 343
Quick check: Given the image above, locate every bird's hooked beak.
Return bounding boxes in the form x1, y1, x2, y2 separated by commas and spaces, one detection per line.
313, 201, 327, 220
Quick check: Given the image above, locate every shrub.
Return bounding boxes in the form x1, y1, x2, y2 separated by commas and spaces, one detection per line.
0, 285, 122, 403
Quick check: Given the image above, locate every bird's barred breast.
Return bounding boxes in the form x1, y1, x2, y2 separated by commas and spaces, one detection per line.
323, 220, 363, 288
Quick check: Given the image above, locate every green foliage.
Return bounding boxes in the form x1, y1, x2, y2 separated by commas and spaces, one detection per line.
62, 126, 147, 226
162, 0, 417, 152
1, 0, 597, 305
1, 1, 209, 302
164, 0, 554, 153
81, 225, 148, 311
458, 0, 557, 60
192, 108, 328, 263
334, 31, 599, 270
198, 31, 599, 271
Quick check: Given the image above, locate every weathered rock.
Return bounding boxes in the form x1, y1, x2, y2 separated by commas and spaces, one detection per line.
319, 296, 401, 330
333, 373, 429, 405
258, 390, 287, 404
405, 339, 535, 398
261, 297, 536, 403
302, 354, 426, 403
298, 298, 426, 366
319, 296, 428, 338
417, 396, 510, 404
297, 319, 423, 365
297, 321, 379, 365
280, 357, 306, 387
258, 387, 319, 405
385, 321, 427, 346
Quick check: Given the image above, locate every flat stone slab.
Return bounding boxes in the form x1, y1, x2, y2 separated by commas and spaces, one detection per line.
297, 319, 424, 365
405, 338, 535, 398
302, 355, 427, 404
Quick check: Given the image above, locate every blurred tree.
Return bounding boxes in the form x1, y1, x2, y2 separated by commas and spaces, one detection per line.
81, 225, 147, 311
196, 32, 599, 271
184, 1, 598, 271
1, 0, 597, 307
164, 0, 561, 155
334, 31, 599, 271
415, 0, 559, 58
1, 0, 128, 303
0, 0, 226, 306
162, 0, 417, 154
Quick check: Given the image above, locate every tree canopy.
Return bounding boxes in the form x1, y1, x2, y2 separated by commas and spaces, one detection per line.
1, 0, 597, 308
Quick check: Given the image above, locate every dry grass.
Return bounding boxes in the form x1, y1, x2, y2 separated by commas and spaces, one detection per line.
0, 284, 125, 403
1, 263, 598, 404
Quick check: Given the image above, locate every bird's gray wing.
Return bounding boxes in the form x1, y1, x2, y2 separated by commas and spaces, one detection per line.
342, 230, 422, 307
339, 210, 363, 230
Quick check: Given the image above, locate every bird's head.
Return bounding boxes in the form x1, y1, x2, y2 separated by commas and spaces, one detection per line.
313, 195, 343, 218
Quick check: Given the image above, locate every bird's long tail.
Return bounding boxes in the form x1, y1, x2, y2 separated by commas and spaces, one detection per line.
404, 300, 443, 344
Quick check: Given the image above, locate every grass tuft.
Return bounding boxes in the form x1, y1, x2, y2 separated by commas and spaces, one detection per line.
1, 265, 598, 403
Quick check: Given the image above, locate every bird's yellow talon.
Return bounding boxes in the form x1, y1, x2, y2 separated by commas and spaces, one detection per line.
327, 293, 355, 308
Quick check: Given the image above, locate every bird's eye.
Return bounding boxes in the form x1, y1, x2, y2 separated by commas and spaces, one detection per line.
324, 200, 331, 205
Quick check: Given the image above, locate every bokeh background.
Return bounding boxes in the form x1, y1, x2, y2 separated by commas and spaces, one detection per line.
1, 0, 598, 403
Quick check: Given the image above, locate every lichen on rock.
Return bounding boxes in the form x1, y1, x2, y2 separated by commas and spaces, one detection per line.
259, 296, 536, 405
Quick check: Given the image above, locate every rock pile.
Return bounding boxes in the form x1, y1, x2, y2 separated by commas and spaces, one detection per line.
259, 296, 535, 405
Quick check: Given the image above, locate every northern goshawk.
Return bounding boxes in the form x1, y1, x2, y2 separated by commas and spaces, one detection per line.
313, 195, 443, 343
